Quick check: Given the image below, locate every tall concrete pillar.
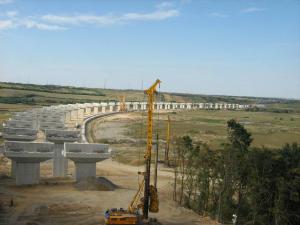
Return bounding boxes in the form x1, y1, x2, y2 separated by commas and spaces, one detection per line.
4, 141, 54, 186
85, 107, 91, 116
74, 162, 96, 181
16, 162, 40, 185
11, 160, 16, 177
65, 111, 71, 123
64, 143, 110, 182
93, 106, 99, 114
78, 108, 84, 121
53, 143, 68, 177
70, 110, 77, 121
45, 130, 81, 177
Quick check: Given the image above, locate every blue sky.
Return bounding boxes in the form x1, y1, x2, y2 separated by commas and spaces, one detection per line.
0, 0, 299, 99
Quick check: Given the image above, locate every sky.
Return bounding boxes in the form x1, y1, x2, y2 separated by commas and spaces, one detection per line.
0, 0, 299, 99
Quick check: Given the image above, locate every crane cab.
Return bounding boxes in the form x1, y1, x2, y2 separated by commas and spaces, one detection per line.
104, 208, 141, 225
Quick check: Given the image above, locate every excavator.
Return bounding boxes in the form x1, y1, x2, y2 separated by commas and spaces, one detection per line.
105, 79, 161, 225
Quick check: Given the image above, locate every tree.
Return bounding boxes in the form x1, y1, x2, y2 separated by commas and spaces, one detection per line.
226, 119, 253, 224
175, 135, 193, 205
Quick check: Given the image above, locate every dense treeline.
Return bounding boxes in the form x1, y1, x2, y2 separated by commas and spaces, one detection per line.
173, 119, 300, 225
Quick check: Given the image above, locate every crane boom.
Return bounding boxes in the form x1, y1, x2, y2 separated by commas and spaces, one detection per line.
143, 79, 161, 219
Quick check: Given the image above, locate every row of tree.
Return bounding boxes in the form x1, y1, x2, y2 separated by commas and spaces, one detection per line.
172, 119, 299, 225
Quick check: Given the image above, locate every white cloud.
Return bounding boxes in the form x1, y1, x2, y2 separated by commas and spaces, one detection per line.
0, 19, 13, 29
0, 16, 65, 31
0, 0, 13, 4
42, 8, 179, 27
42, 14, 119, 26
241, 7, 266, 13
21, 20, 66, 30
123, 9, 179, 21
209, 12, 229, 18
156, 2, 174, 9
6, 10, 18, 17
0, 4, 179, 31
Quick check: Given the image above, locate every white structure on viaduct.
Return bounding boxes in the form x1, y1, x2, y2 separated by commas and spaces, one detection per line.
2, 101, 250, 185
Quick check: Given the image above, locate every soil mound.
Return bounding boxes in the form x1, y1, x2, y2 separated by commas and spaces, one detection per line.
74, 177, 118, 191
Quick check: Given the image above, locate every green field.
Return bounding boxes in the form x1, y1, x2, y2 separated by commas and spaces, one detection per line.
85, 109, 300, 166
125, 110, 300, 149
1, 81, 300, 110
1, 81, 300, 149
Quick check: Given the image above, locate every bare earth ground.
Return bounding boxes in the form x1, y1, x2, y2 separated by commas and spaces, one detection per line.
0, 113, 217, 225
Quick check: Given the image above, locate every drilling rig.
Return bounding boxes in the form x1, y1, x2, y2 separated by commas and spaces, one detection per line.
105, 79, 161, 225
164, 115, 171, 167
119, 95, 127, 112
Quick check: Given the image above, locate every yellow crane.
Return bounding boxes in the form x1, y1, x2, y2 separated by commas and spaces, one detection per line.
164, 115, 171, 167
119, 95, 126, 112
105, 79, 161, 225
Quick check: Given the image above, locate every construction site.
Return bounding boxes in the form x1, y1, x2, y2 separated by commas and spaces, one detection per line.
1, 79, 299, 225
1, 1, 299, 225
0, 79, 218, 225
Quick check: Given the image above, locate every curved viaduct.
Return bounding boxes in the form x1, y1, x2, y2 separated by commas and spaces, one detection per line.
2, 101, 250, 185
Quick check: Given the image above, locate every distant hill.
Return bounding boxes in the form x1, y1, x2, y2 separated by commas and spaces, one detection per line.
0, 81, 299, 112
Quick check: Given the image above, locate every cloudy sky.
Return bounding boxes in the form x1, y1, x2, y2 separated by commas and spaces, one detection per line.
0, 0, 299, 99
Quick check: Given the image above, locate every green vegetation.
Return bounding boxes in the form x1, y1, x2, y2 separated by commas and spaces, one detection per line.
0, 82, 105, 96
125, 110, 300, 149
1, 81, 300, 110
173, 120, 299, 225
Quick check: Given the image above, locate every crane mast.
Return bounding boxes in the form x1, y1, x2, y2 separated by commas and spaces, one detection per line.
143, 79, 161, 219
119, 95, 126, 112
165, 115, 170, 166
104, 79, 161, 225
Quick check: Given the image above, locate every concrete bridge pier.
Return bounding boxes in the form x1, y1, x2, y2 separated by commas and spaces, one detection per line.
11, 160, 17, 177
53, 143, 68, 177
74, 162, 96, 181
16, 162, 40, 185
64, 143, 110, 182
4, 141, 54, 185
93, 106, 99, 114
45, 129, 81, 177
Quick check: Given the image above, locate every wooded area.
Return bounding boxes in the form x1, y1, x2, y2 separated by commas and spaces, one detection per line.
173, 119, 299, 225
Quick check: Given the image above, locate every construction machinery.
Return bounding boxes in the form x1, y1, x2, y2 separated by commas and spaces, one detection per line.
164, 115, 171, 167
105, 79, 161, 225
119, 95, 127, 112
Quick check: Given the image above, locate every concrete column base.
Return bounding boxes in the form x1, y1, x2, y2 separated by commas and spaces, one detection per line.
16, 162, 40, 185
53, 144, 68, 177
11, 160, 16, 177
74, 162, 96, 182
